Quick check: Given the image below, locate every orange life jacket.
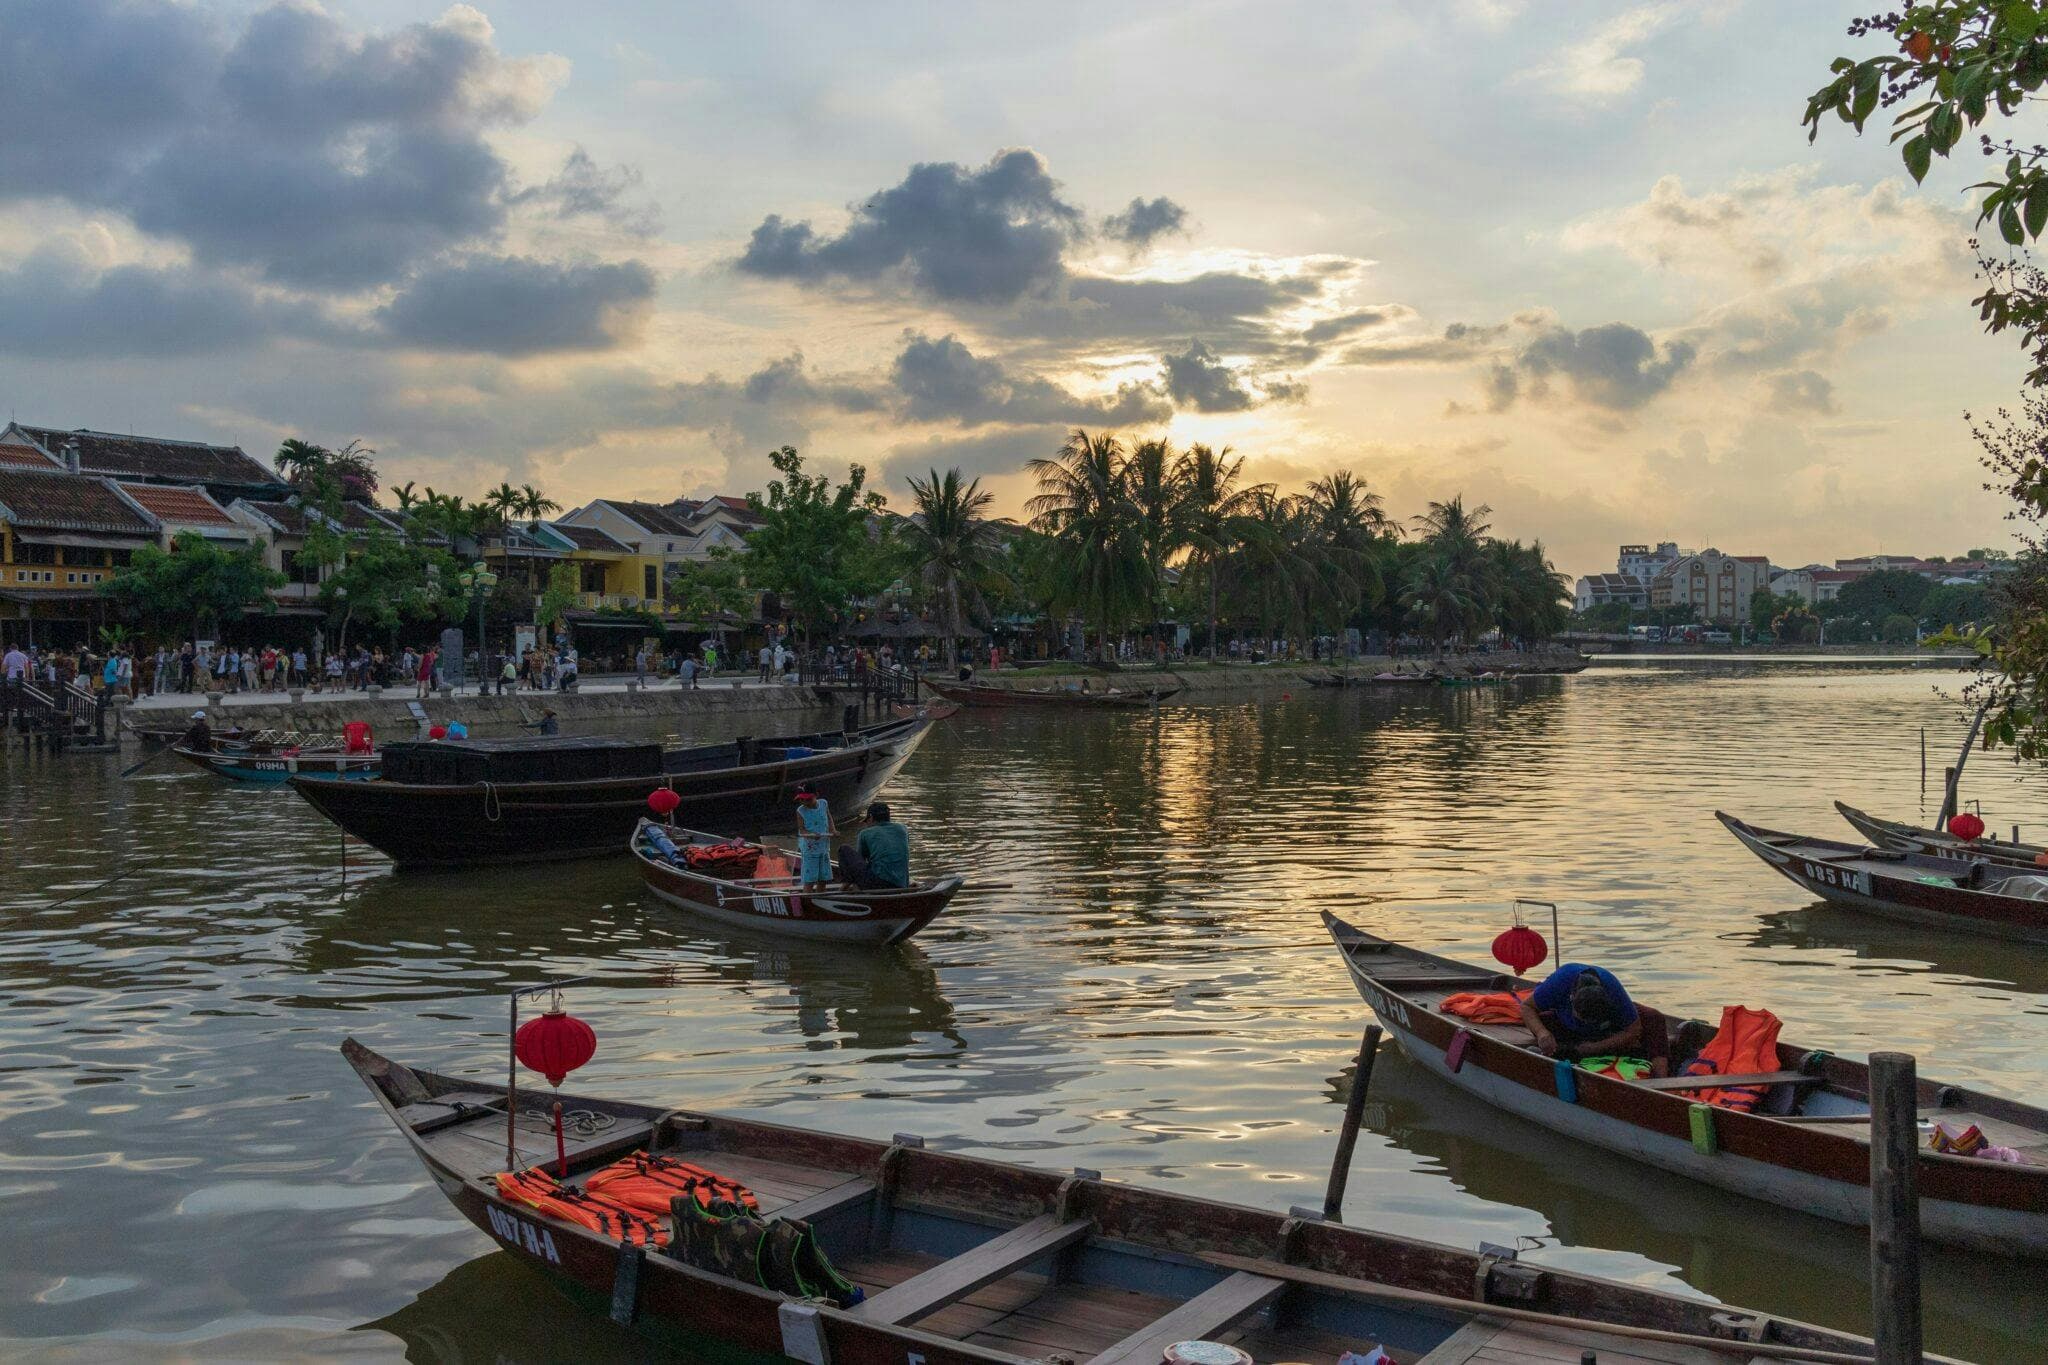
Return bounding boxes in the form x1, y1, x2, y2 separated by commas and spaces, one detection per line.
1439, 989, 1532, 1026
582, 1152, 762, 1218
1680, 1006, 1783, 1113
495, 1168, 668, 1247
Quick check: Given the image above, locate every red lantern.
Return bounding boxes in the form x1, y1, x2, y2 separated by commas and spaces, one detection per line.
647, 787, 681, 816
515, 1007, 596, 1087
1949, 812, 1986, 841
428, 724, 448, 740
1492, 924, 1548, 977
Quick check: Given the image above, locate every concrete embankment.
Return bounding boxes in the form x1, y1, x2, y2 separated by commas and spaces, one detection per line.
1148, 647, 1587, 698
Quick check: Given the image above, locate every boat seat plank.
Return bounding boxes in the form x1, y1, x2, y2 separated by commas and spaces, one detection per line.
1085, 1271, 1284, 1365
839, 1251, 1049, 1315
851, 1214, 1094, 1326
1415, 1318, 1506, 1364
770, 1177, 876, 1224
1632, 1071, 1822, 1092
1463, 1320, 1734, 1364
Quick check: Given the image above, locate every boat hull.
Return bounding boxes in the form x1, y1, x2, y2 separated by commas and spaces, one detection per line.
923, 679, 1178, 708
1835, 799, 2048, 869
291, 725, 931, 869
1722, 811, 2048, 944
174, 745, 379, 784
1325, 911, 2048, 1259
633, 823, 961, 944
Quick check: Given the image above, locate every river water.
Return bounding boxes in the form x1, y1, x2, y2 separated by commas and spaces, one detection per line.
3, 661, 2044, 1363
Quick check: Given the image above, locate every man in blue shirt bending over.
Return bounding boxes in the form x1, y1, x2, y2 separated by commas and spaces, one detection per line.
1518, 963, 1669, 1076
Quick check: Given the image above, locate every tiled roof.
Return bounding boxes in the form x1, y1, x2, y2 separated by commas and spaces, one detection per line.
335, 501, 402, 533
0, 469, 158, 535
117, 482, 242, 529
604, 499, 697, 538
8, 424, 284, 490
235, 498, 311, 534
0, 442, 57, 470
547, 520, 632, 553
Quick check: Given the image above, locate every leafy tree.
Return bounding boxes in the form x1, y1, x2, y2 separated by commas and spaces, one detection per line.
900, 467, 1002, 668
744, 446, 891, 642
1750, 589, 1806, 637
1402, 549, 1489, 657
1487, 539, 1572, 641
1924, 580, 1994, 626
668, 546, 755, 648
1175, 443, 1271, 660
318, 531, 451, 656
1833, 568, 1933, 622
1882, 612, 1921, 643
1026, 429, 1147, 658
534, 562, 581, 641
1774, 604, 1823, 644
275, 437, 378, 502
1576, 600, 1638, 633
100, 531, 285, 643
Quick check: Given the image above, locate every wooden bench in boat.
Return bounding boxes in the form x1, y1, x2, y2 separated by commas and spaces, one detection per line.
852, 1213, 1094, 1325
1633, 1071, 1823, 1092
1084, 1270, 1284, 1365
1415, 1315, 1783, 1364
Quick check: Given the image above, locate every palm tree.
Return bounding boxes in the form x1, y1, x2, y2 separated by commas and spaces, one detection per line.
1304, 470, 1390, 631
901, 468, 1001, 669
1175, 444, 1271, 660
517, 484, 561, 527
1123, 437, 1186, 641
1229, 489, 1322, 648
1402, 550, 1488, 658
1025, 429, 1145, 659
391, 481, 420, 514
274, 438, 331, 488
483, 482, 521, 530
1488, 539, 1572, 644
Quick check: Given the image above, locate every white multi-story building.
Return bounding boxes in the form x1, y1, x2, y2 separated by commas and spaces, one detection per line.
1650, 549, 1771, 624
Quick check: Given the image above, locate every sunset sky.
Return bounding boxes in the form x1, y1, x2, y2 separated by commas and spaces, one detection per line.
1, 1, 2026, 576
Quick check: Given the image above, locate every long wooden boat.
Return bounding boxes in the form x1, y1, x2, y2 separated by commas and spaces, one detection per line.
1834, 799, 2048, 868
1720, 810, 2048, 944
1324, 910, 2048, 1258
172, 743, 379, 784
344, 1036, 1902, 1363
923, 679, 1179, 709
290, 715, 935, 870
630, 818, 962, 944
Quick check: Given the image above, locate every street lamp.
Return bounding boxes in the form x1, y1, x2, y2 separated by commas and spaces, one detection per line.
456, 560, 499, 694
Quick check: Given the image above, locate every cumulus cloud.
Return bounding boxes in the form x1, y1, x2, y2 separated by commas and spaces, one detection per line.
1520, 4, 1679, 105
1763, 369, 1837, 415
1300, 310, 1392, 345
1160, 341, 1257, 412
1516, 322, 1694, 410
736, 149, 1084, 303
0, 1, 618, 293
891, 332, 1168, 426
1102, 196, 1189, 249
877, 426, 1072, 489
0, 248, 324, 358
377, 255, 657, 354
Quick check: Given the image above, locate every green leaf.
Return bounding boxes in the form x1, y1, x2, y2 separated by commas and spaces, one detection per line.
2002, 198, 2025, 245
1853, 81, 1880, 123
1930, 104, 1963, 153
2007, 1, 2042, 42
2026, 180, 2048, 238
1904, 135, 1932, 183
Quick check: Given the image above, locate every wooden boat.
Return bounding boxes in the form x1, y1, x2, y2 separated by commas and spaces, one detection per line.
923, 679, 1179, 709
172, 743, 379, 784
344, 1035, 1901, 1363
1720, 811, 2048, 944
1299, 671, 1352, 688
290, 715, 936, 871
1324, 910, 2048, 1258
630, 818, 963, 944
1834, 799, 2048, 868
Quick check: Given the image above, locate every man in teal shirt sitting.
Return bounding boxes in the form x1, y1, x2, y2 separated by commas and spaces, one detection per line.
839, 802, 911, 889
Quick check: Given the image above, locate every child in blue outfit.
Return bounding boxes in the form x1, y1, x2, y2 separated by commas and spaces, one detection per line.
794, 788, 834, 887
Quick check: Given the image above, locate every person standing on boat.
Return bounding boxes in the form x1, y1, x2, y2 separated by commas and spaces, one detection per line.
794, 788, 834, 888
1518, 964, 1667, 1076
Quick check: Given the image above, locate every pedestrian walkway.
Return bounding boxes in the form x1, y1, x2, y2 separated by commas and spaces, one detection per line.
125, 672, 811, 712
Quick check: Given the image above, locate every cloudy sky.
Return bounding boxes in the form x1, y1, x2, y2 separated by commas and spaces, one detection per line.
0, 1, 2023, 575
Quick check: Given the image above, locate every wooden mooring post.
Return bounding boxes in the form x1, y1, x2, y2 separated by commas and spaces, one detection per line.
1322, 1024, 1383, 1221
1868, 1051, 1922, 1365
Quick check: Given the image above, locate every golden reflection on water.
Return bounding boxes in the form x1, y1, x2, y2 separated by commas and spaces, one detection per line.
2, 661, 2045, 1362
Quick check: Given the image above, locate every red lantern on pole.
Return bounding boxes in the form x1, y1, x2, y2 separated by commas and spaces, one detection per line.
1949, 812, 1986, 841
1492, 924, 1548, 977
647, 787, 681, 818
516, 1005, 597, 1087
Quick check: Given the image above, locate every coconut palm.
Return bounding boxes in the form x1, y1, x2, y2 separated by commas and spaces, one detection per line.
1487, 538, 1572, 643
274, 438, 331, 488
1174, 444, 1271, 660
1123, 437, 1186, 637
1026, 429, 1146, 659
901, 468, 1001, 668
517, 484, 561, 527
1403, 549, 1489, 658
391, 481, 420, 514
1304, 470, 1390, 628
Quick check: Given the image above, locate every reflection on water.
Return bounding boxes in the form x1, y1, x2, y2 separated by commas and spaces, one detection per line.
3, 666, 2045, 1362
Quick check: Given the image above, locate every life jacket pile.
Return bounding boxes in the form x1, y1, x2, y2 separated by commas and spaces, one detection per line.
1438, 989, 1532, 1026
682, 842, 762, 877
581, 1152, 762, 1218
496, 1167, 669, 1248
1678, 1005, 1784, 1113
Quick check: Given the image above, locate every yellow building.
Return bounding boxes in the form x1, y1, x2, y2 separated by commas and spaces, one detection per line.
0, 462, 161, 647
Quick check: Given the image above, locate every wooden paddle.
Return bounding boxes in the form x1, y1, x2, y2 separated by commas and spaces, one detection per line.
118, 743, 177, 779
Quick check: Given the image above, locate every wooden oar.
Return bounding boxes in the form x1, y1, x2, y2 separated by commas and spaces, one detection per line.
1200, 1252, 1883, 1363
119, 743, 178, 779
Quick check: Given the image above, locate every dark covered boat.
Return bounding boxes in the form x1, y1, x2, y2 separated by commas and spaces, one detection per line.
1720, 810, 2048, 943
1324, 911, 2048, 1259
1834, 799, 2048, 868
290, 715, 935, 870
923, 679, 1178, 709
345, 1036, 1903, 1363
630, 818, 963, 944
